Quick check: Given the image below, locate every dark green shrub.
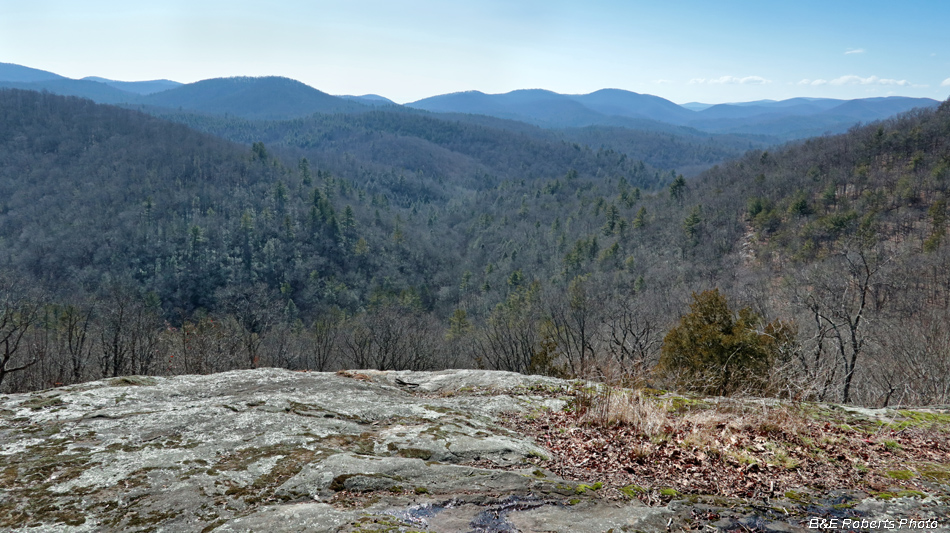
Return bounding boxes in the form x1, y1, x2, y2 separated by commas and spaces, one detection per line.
657, 289, 792, 396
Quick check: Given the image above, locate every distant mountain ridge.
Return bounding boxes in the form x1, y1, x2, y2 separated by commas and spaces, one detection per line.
408, 89, 939, 140
0, 78, 136, 104
82, 76, 182, 95
0, 62, 64, 82
567, 88, 697, 124
137, 76, 369, 119
0, 61, 940, 140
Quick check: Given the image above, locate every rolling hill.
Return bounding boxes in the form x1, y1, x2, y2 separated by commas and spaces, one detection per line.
138, 76, 369, 119
407, 89, 607, 127
566, 88, 697, 123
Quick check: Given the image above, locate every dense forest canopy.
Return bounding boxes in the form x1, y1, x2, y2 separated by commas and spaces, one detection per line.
0, 89, 670, 317
1, 88, 949, 409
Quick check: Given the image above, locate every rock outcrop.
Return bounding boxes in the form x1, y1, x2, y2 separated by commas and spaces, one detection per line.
4, 369, 947, 532
0, 368, 670, 532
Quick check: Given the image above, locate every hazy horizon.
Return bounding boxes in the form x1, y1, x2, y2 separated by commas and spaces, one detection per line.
2, 0, 949, 105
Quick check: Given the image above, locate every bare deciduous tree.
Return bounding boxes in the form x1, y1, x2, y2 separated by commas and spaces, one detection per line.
796, 247, 890, 403
0, 283, 41, 390
602, 293, 660, 381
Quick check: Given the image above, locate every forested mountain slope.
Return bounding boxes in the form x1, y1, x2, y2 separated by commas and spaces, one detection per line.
687, 101, 950, 267
642, 100, 950, 405
0, 89, 665, 319
2, 88, 949, 410
153, 107, 671, 187
0, 90, 449, 315
153, 105, 763, 176
557, 125, 767, 175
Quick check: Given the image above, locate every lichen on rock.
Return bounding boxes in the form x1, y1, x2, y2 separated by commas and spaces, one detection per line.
0, 368, 657, 532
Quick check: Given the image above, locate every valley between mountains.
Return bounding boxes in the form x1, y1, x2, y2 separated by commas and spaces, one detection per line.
1, 61, 949, 532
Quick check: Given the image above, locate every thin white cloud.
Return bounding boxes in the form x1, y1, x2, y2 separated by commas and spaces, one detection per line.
942, 78, 950, 87
878, 78, 910, 86
830, 75, 910, 86
653, 79, 672, 84
689, 75, 770, 85
798, 79, 828, 86
845, 48, 865, 55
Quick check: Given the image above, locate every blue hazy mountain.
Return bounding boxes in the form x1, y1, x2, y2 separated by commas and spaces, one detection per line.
0, 62, 65, 82
82, 76, 182, 95
1, 62, 939, 140
138, 76, 368, 119
0, 64, 366, 119
695, 102, 834, 120
0, 78, 140, 104
686, 97, 940, 138
410, 89, 939, 140
823, 97, 939, 121
566, 88, 697, 124
407, 89, 701, 131
694, 96, 934, 121
0, 63, 141, 103
407, 89, 600, 126
724, 97, 843, 110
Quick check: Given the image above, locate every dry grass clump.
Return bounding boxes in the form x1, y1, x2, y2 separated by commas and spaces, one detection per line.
573, 384, 672, 437
573, 383, 813, 452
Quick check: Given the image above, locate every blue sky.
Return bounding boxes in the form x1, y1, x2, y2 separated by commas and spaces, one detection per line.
2, 0, 949, 104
